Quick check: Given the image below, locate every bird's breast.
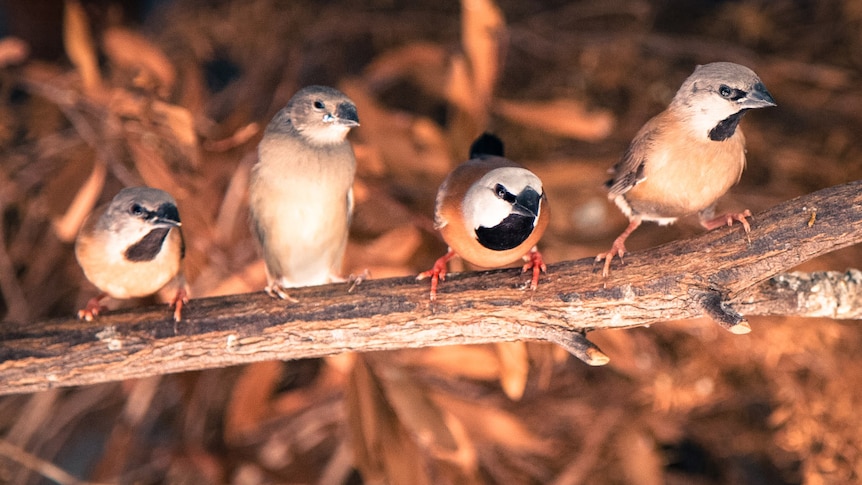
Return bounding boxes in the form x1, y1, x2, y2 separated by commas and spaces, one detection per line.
77, 228, 183, 299
627, 132, 746, 219
439, 197, 549, 269
250, 138, 356, 284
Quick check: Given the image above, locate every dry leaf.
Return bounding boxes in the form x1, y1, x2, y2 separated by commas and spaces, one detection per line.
401, 346, 501, 381
349, 225, 421, 267
365, 360, 483, 485
588, 328, 655, 378
191, 259, 266, 299
0, 37, 29, 68
51, 158, 106, 243
550, 408, 625, 485
346, 356, 432, 485
224, 360, 281, 445
435, 393, 553, 456
126, 135, 182, 196
375, 361, 459, 452
443, 0, 505, 147
495, 341, 530, 401
63, 0, 101, 93
91, 376, 162, 480
102, 27, 177, 97
109, 90, 200, 166
457, 0, 505, 113
495, 97, 615, 142
340, 80, 452, 178
212, 152, 254, 247
203, 122, 260, 152
151, 100, 199, 154
444, 53, 473, 116
616, 428, 664, 485
363, 42, 450, 99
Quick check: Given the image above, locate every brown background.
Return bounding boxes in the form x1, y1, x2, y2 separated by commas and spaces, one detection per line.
1, 0, 861, 483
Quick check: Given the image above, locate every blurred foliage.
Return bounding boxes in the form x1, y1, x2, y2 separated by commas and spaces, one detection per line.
1, 0, 862, 483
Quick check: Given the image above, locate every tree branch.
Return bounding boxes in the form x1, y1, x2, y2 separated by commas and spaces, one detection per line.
1, 181, 861, 395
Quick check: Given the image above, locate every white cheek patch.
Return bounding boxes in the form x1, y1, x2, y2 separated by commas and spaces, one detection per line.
461, 166, 544, 232
686, 95, 742, 139
463, 189, 512, 231
300, 123, 351, 145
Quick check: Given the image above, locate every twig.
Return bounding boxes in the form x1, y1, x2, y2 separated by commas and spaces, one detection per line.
0, 438, 111, 485
0, 181, 860, 395
0, 194, 29, 323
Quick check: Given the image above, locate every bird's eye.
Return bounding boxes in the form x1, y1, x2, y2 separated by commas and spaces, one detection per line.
129, 203, 146, 217
494, 184, 507, 198
718, 85, 733, 98
313, 100, 325, 110
493, 184, 517, 203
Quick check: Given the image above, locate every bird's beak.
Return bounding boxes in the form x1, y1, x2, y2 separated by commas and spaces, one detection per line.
512, 187, 541, 218
335, 102, 360, 127
743, 82, 777, 108
153, 203, 182, 228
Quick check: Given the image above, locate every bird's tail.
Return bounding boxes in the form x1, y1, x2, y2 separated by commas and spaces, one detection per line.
469, 132, 505, 158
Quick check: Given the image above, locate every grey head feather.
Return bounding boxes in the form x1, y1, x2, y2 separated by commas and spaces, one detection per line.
265, 85, 359, 145
100, 187, 179, 231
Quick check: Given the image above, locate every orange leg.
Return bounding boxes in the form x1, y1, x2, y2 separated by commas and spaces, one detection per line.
522, 247, 547, 291
595, 217, 641, 277
348, 269, 371, 293
170, 287, 189, 322
700, 209, 752, 233
416, 249, 457, 302
265, 282, 299, 302
77, 293, 107, 321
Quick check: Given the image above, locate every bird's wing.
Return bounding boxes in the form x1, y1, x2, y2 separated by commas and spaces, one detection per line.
346, 186, 355, 224
178, 227, 186, 260
605, 118, 658, 197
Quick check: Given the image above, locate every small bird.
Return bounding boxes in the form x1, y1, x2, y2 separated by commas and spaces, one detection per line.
75, 187, 187, 321
418, 133, 550, 301
596, 62, 776, 277
249, 85, 360, 300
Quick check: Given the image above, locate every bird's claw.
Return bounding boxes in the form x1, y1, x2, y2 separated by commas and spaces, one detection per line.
348, 269, 371, 293
170, 287, 189, 322
701, 209, 752, 232
595, 240, 627, 278
265, 283, 299, 302
77, 295, 106, 321
701, 209, 753, 243
417, 251, 455, 302
522, 249, 547, 291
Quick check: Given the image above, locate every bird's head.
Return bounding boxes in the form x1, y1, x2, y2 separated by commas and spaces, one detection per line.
671, 62, 776, 141
100, 187, 182, 261
463, 166, 546, 251
285, 85, 360, 146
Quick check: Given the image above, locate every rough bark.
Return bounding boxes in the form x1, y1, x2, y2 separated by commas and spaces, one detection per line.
1, 181, 861, 395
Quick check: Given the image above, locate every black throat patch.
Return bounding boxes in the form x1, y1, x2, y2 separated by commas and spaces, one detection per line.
708, 110, 747, 141
475, 213, 535, 251
125, 228, 172, 262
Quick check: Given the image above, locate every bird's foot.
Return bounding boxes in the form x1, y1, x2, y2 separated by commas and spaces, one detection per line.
702, 209, 752, 244
347, 269, 371, 293
77, 295, 107, 321
417, 250, 456, 302
170, 287, 189, 322
265, 283, 299, 303
595, 239, 627, 278
701, 209, 752, 233
595, 218, 641, 277
522, 248, 547, 291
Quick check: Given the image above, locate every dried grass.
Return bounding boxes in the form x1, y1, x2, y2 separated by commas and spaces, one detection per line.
1, 0, 861, 483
